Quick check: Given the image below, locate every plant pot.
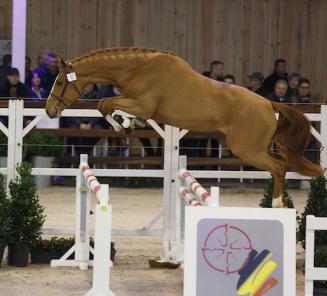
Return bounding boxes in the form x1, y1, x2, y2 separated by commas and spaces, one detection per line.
30, 250, 63, 264
8, 242, 31, 267
31, 156, 54, 188
0, 244, 5, 267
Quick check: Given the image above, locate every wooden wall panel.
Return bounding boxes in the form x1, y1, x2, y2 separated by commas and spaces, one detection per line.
0, 0, 12, 39
0, 0, 326, 97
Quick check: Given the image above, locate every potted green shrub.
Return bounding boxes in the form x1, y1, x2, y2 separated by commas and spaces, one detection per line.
0, 132, 7, 168
31, 237, 74, 263
298, 176, 327, 294
24, 131, 64, 188
7, 162, 46, 267
260, 177, 293, 208
0, 174, 11, 267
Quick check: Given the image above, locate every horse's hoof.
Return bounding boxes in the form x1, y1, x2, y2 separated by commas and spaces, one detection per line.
272, 196, 283, 208
122, 117, 131, 128
105, 115, 122, 132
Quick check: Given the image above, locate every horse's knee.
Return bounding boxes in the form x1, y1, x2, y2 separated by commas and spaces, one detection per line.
97, 99, 105, 115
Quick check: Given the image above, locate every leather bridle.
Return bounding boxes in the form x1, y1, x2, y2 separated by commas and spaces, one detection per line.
50, 64, 82, 108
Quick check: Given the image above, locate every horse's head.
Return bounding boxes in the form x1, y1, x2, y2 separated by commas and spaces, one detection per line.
45, 57, 82, 118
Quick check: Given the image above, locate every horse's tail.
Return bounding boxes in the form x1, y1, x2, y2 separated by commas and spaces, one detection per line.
271, 101, 324, 177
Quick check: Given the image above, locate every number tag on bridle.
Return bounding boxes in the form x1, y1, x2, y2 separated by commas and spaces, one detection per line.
66, 72, 77, 82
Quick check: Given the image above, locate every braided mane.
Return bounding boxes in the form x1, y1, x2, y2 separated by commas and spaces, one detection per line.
70, 47, 176, 63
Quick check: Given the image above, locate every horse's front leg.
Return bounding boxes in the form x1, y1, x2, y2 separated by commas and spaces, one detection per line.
97, 97, 146, 132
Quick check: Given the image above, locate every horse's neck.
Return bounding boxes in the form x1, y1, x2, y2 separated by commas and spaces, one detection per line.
72, 48, 160, 86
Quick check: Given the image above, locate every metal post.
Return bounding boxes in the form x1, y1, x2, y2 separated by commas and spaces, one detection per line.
6, 100, 16, 190
15, 100, 23, 167
6, 100, 24, 191
12, 0, 27, 82
169, 127, 182, 254
162, 125, 173, 257
321, 105, 327, 176
305, 215, 315, 295
175, 155, 187, 262
86, 184, 114, 296
75, 154, 91, 270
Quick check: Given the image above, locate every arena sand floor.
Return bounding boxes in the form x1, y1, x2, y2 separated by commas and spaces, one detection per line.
0, 186, 308, 295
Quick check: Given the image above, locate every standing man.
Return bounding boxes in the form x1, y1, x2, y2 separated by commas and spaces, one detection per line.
263, 58, 288, 95
202, 60, 224, 81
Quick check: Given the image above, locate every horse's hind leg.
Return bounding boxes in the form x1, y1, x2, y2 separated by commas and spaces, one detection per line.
231, 146, 287, 208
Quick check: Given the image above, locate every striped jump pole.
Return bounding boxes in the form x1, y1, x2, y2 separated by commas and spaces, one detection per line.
170, 155, 220, 264
178, 168, 219, 207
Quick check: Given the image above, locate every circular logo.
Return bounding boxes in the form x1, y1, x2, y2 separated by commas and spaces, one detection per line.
201, 224, 253, 275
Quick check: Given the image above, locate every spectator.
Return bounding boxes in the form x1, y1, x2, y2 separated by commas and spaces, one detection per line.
200, 60, 224, 158
223, 74, 236, 84
29, 72, 47, 99
287, 72, 300, 97
96, 84, 117, 99
25, 56, 33, 87
81, 83, 98, 100
0, 68, 31, 98
33, 52, 59, 96
263, 58, 288, 94
36, 51, 46, 68
247, 72, 265, 96
266, 79, 290, 103
0, 54, 12, 90
202, 60, 224, 81
291, 78, 314, 104
63, 83, 108, 156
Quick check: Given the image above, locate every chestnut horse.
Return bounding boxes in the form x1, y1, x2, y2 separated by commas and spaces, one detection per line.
45, 48, 324, 207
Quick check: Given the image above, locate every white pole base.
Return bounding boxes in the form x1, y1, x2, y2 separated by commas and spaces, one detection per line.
85, 288, 115, 296
51, 259, 93, 269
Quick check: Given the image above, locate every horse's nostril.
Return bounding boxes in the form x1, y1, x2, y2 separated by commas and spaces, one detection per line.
46, 109, 53, 118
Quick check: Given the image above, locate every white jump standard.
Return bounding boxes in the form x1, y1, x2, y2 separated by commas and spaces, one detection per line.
51, 154, 114, 296
161, 155, 220, 264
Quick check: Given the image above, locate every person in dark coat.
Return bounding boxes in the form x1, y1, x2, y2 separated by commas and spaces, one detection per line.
0, 54, 12, 90
263, 58, 288, 95
202, 60, 224, 81
266, 79, 291, 104
33, 52, 59, 96
0, 68, 31, 98
201, 61, 224, 158
247, 72, 265, 97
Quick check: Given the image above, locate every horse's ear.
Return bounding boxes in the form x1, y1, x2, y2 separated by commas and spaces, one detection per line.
57, 56, 67, 71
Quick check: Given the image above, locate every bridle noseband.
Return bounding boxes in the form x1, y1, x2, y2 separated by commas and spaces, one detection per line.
50, 64, 82, 108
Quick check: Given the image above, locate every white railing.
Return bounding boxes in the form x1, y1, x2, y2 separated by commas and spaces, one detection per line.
0, 100, 326, 261
305, 215, 327, 295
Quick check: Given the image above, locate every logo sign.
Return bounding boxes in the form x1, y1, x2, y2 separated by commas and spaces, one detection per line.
183, 207, 296, 296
